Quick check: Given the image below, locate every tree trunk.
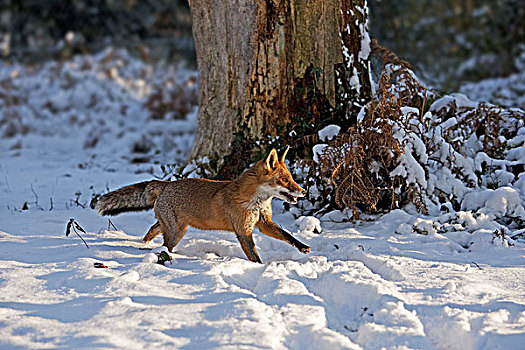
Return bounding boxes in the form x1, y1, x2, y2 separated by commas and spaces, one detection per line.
188, 0, 372, 178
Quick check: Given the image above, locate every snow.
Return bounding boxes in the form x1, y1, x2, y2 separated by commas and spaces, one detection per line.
312, 143, 328, 163
462, 187, 525, 220
1, 50, 525, 349
318, 124, 341, 142
295, 216, 322, 235
357, 105, 367, 122
450, 93, 479, 109
460, 70, 525, 109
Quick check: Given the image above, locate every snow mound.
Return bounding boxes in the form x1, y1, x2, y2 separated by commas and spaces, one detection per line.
462, 187, 525, 220
295, 216, 322, 234
318, 124, 341, 141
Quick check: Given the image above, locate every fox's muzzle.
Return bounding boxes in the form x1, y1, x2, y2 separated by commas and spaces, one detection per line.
279, 189, 305, 204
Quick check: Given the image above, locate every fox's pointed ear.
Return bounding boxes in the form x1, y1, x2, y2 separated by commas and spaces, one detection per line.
280, 146, 290, 164
265, 149, 279, 172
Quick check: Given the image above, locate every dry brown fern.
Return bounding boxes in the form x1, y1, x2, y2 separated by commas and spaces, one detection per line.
442, 102, 522, 160
310, 58, 432, 215
370, 38, 413, 71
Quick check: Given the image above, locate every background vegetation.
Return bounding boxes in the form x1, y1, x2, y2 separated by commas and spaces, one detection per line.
0, 0, 194, 64
1, 0, 524, 92
369, 0, 525, 91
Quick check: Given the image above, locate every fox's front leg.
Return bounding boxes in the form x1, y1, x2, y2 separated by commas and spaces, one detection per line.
257, 217, 310, 254
235, 232, 262, 263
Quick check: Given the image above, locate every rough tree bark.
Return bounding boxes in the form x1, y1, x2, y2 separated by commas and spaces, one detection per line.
188, 0, 372, 178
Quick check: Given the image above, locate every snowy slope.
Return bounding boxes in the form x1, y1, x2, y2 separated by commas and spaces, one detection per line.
1, 51, 524, 349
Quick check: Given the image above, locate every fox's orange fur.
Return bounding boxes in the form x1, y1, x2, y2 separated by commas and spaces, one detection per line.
95, 148, 310, 263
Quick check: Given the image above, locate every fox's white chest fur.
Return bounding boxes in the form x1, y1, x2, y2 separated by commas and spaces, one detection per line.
245, 184, 276, 211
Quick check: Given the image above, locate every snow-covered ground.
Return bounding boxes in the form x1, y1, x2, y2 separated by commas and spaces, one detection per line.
460, 70, 525, 110
1, 51, 524, 349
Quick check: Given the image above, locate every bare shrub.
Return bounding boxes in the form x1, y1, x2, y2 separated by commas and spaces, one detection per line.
144, 76, 197, 120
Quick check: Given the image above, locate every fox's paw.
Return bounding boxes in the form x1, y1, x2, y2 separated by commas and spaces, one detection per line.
142, 237, 153, 244
298, 246, 310, 254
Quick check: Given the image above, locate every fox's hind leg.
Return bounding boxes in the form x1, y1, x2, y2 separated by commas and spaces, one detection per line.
143, 221, 162, 242
158, 218, 188, 252
154, 198, 188, 252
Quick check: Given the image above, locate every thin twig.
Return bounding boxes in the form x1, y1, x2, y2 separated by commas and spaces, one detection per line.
471, 261, 482, 270
72, 228, 89, 249
30, 184, 39, 204
30, 184, 43, 210
66, 218, 89, 249
108, 219, 118, 231
510, 231, 525, 240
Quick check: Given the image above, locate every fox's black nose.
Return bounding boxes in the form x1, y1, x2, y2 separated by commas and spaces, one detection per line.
301, 190, 306, 196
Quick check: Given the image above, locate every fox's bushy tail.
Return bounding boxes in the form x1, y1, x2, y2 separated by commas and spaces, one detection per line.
94, 180, 169, 216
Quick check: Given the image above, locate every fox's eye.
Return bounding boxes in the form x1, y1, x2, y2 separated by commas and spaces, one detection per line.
281, 178, 289, 183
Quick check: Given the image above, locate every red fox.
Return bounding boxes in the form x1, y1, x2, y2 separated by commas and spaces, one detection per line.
95, 147, 310, 263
